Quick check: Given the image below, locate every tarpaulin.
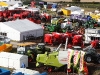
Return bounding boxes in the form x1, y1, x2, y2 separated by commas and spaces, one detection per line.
0, 2, 8, 7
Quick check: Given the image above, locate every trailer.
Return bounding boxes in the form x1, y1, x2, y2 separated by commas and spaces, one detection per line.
84, 28, 100, 44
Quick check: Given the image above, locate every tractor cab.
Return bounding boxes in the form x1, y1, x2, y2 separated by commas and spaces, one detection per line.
37, 43, 45, 50
36, 43, 51, 54
17, 42, 36, 54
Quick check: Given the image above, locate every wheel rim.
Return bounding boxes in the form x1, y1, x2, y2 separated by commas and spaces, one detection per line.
48, 68, 52, 72
98, 59, 100, 63
28, 57, 32, 62
29, 58, 32, 62
67, 69, 71, 73
87, 57, 91, 62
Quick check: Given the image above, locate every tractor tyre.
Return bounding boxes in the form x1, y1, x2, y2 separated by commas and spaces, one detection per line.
84, 55, 92, 63
47, 66, 55, 72
28, 56, 33, 62
97, 58, 100, 64
47, 67, 53, 72
64, 66, 67, 73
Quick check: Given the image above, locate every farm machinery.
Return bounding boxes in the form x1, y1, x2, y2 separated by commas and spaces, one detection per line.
36, 39, 88, 75
17, 42, 51, 62
45, 17, 72, 32
44, 32, 84, 48
70, 14, 99, 29
83, 45, 100, 64
0, 8, 51, 24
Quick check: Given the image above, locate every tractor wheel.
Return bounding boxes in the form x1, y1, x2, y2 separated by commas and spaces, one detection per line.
64, 66, 67, 73
84, 55, 92, 63
28, 56, 33, 62
47, 67, 53, 72
64, 66, 72, 73
47, 66, 55, 72
97, 58, 100, 64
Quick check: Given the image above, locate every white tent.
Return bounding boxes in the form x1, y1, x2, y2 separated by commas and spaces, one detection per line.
0, 52, 28, 69
65, 6, 84, 16
65, 6, 81, 12
71, 10, 84, 16
0, 19, 43, 41
8, 1, 23, 10
23, 7, 40, 12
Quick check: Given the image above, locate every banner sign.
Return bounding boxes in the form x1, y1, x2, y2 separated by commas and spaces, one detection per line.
79, 51, 86, 71
67, 49, 74, 69
73, 50, 80, 67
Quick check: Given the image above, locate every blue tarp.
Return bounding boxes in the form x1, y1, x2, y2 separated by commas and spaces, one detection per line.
40, 72, 48, 75
0, 68, 10, 75
12, 72, 24, 75
52, 4, 57, 8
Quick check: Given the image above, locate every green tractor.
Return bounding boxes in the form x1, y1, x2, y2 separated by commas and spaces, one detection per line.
46, 17, 72, 32
47, 23, 61, 32
17, 42, 51, 62
83, 19, 97, 28
46, 18, 64, 32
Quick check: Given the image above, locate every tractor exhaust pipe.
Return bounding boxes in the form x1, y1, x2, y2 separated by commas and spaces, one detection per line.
65, 37, 68, 51
55, 43, 62, 52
